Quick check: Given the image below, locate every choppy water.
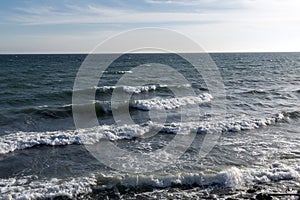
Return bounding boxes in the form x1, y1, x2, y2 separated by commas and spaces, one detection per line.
0, 53, 300, 199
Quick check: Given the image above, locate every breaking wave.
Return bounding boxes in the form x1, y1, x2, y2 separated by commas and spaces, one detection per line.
0, 111, 294, 154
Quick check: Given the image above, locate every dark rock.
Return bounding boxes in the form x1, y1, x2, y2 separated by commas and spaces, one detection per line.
247, 188, 256, 193
53, 196, 72, 200
256, 193, 272, 200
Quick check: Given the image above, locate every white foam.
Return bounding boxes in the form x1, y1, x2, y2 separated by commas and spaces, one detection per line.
197, 113, 285, 134
133, 93, 212, 111
101, 85, 116, 91
75, 92, 212, 112
0, 175, 96, 200
116, 70, 133, 74
159, 84, 191, 88
96, 162, 299, 192
216, 167, 244, 189
102, 70, 133, 74
0, 112, 288, 154
213, 162, 300, 190
153, 112, 286, 134
99, 84, 191, 94
123, 85, 157, 94
100, 85, 157, 94
250, 162, 300, 183
0, 124, 150, 154
1, 162, 298, 199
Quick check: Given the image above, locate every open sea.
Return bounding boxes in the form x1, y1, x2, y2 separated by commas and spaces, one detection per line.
0, 53, 300, 199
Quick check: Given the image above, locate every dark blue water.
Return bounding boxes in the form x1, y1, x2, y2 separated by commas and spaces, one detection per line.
0, 53, 300, 199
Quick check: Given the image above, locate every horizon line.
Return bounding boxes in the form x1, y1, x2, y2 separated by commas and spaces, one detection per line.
0, 51, 300, 55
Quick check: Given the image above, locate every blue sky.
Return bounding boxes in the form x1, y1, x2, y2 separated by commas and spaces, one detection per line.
1, 0, 300, 53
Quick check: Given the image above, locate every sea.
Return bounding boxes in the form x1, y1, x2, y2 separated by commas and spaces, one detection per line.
0, 53, 300, 199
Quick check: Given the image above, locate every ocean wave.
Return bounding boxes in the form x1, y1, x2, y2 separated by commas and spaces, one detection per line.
94, 169, 243, 193
194, 112, 286, 134
73, 83, 191, 94
19, 93, 211, 118
0, 175, 97, 200
28, 84, 185, 106
99, 83, 191, 94
102, 70, 133, 74
0, 111, 293, 154
97, 85, 157, 94
27, 84, 192, 108
1, 162, 298, 199
156, 112, 286, 134
95, 162, 299, 194
133, 93, 212, 111
123, 85, 157, 94
91, 162, 299, 197
0, 124, 150, 154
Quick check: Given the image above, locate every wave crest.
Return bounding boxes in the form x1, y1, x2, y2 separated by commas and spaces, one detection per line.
0, 111, 294, 154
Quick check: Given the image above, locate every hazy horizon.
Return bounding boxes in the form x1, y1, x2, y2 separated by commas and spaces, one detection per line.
1, 51, 300, 55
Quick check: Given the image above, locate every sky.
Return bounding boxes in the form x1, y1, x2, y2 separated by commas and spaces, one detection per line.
0, 0, 300, 53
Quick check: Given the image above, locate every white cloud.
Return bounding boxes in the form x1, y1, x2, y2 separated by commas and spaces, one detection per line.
11, 0, 300, 26
144, 0, 249, 9
3, 0, 300, 52
10, 5, 220, 25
